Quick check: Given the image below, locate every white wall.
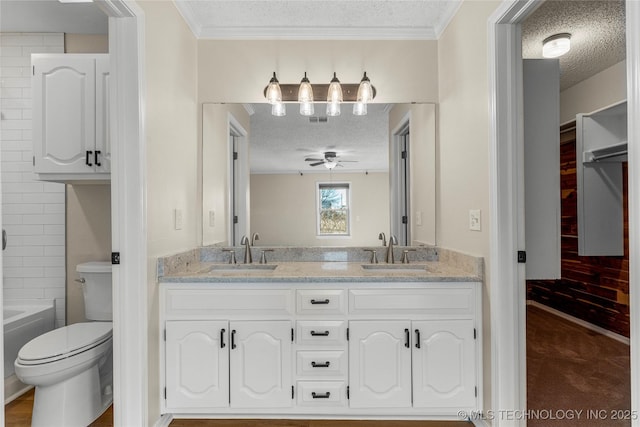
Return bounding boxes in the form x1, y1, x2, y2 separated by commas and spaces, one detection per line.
437, 0, 501, 414
0, 33, 66, 327
560, 60, 627, 123
250, 172, 389, 246
140, 0, 199, 423
198, 40, 439, 103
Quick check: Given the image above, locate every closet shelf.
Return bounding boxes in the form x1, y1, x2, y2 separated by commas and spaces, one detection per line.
583, 141, 627, 163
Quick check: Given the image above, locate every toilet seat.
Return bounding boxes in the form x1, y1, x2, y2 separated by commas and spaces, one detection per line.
17, 322, 112, 366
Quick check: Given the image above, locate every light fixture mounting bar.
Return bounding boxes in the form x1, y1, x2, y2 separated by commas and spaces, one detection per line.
263, 83, 376, 102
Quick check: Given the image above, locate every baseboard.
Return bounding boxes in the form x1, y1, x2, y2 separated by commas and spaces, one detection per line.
527, 300, 630, 345
154, 414, 173, 427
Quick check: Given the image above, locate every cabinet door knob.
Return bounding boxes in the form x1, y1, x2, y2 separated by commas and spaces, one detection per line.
310, 330, 330, 337
86, 150, 93, 166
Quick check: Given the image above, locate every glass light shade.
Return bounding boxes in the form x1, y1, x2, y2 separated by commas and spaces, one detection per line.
356, 72, 373, 103
353, 102, 367, 116
326, 102, 341, 117
542, 34, 571, 58
300, 102, 314, 116
265, 72, 282, 104
298, 72, 314, 103
324, 161, 337, 169
327, 72, 343, 104
271, 102, 286, 116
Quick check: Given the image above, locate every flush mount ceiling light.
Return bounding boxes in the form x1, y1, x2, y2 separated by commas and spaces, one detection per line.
542, 33, 571, 58
263, 71, 376, 117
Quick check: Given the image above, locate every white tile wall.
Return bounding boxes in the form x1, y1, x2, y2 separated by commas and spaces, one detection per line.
1, 33, 66, 327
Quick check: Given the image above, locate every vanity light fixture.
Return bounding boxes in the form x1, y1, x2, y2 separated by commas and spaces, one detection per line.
265, 72, 282, 105
263, 71, 376, 117
542, 33, 571, 58
298, 72, 314, 116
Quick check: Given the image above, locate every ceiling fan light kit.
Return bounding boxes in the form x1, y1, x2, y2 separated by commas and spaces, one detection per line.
264, 71, 376, 117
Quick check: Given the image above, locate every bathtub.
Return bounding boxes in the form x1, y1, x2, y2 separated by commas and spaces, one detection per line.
3, 300, 55, 403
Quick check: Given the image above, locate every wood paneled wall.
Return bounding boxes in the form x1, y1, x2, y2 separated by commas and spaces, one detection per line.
527, 122, 630, 337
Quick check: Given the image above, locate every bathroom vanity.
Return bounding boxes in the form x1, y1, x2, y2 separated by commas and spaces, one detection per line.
158, 248, 483, 421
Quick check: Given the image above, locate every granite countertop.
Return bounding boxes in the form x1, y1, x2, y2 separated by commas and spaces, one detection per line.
158, 260, 482, 283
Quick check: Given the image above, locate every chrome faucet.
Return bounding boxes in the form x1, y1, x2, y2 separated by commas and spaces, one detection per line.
386, 235, 398, 264
378, 232, 387, 246
251, 232, 260, 246
240, 235, 253, 264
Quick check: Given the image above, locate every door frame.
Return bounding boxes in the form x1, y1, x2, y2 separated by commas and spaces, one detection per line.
227, 114, 249, 245
390, 112, 411, 245
488, 1, 640, 425
97, 0, 147, 425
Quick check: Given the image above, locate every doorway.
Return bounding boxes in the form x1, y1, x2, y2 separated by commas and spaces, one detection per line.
391, 118, 411, 246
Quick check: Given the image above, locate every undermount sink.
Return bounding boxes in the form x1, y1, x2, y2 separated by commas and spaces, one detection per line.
207, 264, 277, 272
361, 264, 428, 272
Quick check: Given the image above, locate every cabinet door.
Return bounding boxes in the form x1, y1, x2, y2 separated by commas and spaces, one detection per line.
412, 320, 476, 410
165, 320, 229, 410
230, 320, 292, 408
348, 320, 411, 408
33, 55, 96, 174
94, 54, 110, 173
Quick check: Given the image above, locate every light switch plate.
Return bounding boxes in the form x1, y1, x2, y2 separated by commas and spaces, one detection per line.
469, 209, 481, 231
174, 209, 183, 230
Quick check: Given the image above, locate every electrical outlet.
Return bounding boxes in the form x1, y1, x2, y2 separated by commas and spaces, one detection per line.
209, 210, 215, 227
174, 209, 183, 230
469, 209, 481, 231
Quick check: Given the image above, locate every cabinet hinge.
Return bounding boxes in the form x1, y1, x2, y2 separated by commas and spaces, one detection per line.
402, 215, 408, 224
346, 328, 349, 341
347, 386, 350, 399
291, 328, 294, 342
291, 385, 294, 399
401, 150, 407, 159
473, 328, 476, 339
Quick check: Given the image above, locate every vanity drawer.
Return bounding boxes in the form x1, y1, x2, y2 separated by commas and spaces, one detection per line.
296, 350, 347, 378
296, 289, 345, 314
349, 287, 475, 316
296, 381, 346, 407
296, 321, 346, 346
164, 289, 293, 317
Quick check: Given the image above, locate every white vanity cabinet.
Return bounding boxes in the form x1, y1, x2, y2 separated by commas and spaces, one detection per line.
160, 281, 481, 419
32, 54, 110, 182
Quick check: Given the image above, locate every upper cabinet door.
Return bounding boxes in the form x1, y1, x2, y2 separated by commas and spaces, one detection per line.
412, 320, 476, 411
33, 55, 96, 174
94, 54, 110, 173
229, 320, 293, 408
165, 320, 230, 410
348, 320, 412, 408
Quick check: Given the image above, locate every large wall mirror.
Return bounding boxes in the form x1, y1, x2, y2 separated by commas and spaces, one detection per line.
202, 102, 436, 247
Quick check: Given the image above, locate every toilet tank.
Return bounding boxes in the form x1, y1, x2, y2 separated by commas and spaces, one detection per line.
76, 261, 113, 321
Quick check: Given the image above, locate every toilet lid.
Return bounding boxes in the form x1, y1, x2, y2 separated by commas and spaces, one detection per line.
18, 322, 112, 365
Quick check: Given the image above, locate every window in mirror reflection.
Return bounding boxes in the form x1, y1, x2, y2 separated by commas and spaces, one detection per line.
317, 183, 350, 236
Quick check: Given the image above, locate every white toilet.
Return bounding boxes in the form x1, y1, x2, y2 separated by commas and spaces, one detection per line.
14, 261, 113, 427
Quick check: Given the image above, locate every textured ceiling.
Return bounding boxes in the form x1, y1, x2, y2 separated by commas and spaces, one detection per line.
249, 103, 390, 174
521, 0, 626, 90
174, 0, 462, 39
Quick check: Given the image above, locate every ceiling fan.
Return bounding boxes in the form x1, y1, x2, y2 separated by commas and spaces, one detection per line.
304, 151, 357, 169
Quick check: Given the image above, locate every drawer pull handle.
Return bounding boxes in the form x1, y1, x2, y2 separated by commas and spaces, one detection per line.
415, 329, 421, 349
404, 328, 410, 348
310, 299, 330, 305
310, 330, 330, 337
312, 392, 331, 399
311, 361, 331, 368
220, 328, 226, 348
231, 329, 237, 349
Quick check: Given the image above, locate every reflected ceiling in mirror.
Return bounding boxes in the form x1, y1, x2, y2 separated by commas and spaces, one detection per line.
249, 103, 390, 174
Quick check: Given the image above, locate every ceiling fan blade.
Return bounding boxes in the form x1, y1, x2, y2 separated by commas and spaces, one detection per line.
309, 161, 325, 166
305, 157, 324, 162
337, 160, 358, 163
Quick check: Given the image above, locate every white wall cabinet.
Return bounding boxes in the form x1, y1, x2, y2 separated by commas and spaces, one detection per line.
165, 320, 292, 412
32, 54, 110, 182
160, 282, 481, 419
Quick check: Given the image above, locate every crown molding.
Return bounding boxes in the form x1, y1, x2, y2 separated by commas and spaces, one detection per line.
195, 26, 437, 40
